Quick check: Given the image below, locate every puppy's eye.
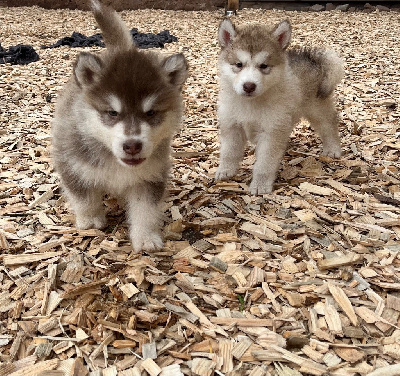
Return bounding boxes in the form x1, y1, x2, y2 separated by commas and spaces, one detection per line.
235, 62, 243, 68
260, 64, 269, 69
146, 109, 156, 117
107, 110, 119, 117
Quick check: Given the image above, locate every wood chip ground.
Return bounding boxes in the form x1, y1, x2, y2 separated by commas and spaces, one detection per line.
1, 5, 400, 376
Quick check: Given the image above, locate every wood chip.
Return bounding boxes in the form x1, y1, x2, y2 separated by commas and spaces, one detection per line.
318, 253, 363, 270
141, 358, 162, 376
1, 5, 400, 375
328, 283, 358, 326
191, 358, 216, 376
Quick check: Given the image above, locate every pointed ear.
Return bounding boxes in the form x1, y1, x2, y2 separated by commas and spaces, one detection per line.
218, 19, 236, 48
73, 52, 103, 87
162, 53, 188, 87
272, 20, 292, 50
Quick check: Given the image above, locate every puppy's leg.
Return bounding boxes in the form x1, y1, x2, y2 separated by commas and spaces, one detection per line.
64, 187, 107, 230
250, 126, 292, 195
126, 182, 164, 253
215, 123, 246, 181
308, 100, 342, 158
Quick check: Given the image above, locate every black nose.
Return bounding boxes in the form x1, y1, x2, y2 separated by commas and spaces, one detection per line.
123, 140, 142, 155
243, 82, 256, 94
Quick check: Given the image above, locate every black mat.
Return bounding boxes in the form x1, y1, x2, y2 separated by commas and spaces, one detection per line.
0, 42, 40, 65
42, 28, 178, 49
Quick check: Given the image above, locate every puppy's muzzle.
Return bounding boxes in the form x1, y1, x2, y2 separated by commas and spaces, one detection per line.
121, 140, 146, 166
243, 82, 256, 94
123, 140, 143, 155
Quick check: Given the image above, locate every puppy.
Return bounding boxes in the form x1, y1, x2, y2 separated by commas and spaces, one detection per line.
226, 0, 239, 15
52, 0, 188, 252
215, 18, 344, 194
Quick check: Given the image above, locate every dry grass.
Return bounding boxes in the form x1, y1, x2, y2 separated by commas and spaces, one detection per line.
0, 5, 400, 376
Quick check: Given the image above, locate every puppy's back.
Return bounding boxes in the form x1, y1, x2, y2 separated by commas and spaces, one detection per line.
288, 47, 344, 99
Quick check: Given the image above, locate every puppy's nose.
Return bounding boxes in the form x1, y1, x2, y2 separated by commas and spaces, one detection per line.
243, 82, 256, 94
123, 140, 142, 155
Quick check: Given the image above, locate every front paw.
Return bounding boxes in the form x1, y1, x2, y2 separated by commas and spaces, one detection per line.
322, 144, 342, 158
130, 230, 163, 253
75, 213, 107, 230
215, 165, 238, 181
249, 175, 274, 195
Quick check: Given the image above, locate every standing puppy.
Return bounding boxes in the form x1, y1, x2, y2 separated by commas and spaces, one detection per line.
226, 0, 239, 15
52, 0, 188, 252
215, 19, 344, 194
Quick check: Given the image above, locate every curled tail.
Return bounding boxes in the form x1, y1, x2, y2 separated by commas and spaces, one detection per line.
90, 0, 133, 50
317, 50, 344, 98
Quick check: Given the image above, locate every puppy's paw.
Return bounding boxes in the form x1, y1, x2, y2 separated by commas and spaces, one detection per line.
75, 213, 107, 230
130, 230, 163, 253
249, 175, 273, 195
215, 165, 238, 181
322, 144, 342, 158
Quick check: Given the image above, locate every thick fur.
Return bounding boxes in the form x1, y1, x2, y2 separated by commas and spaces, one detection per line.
226, 0, 239, 14
52, 0, 188, 252
216, 19, 344, 194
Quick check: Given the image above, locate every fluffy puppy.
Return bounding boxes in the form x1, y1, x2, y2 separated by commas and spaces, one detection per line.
52, 0, 188, 251
215, 18, 344, 194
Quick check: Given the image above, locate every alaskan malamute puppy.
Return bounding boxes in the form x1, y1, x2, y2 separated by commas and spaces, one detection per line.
52, 0, 188, 251
215, 18, 344, 194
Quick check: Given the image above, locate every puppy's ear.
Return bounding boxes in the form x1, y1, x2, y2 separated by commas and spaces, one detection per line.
272, 20, 291, 50
218, 19, 236, 48
74, 52, 103, 87
162, 53, 188, 87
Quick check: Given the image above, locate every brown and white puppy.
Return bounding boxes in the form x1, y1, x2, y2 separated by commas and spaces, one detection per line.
226, 0, 239, 15
215, 19, 344, 194
52, 0, 188, 252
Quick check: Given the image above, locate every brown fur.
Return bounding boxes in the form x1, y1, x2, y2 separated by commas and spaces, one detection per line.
227, 0, 239, 12
288, 47, 336, 99
233, 24, 283, 57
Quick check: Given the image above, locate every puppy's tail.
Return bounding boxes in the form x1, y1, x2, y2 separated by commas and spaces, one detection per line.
90, 0, 133, 50
317, 50, 344, 98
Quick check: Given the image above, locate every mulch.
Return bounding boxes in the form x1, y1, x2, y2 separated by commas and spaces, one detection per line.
0, 5, 399, 376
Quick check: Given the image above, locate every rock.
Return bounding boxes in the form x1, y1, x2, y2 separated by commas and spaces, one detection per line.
336, 4, 350, 11
376, 5, 390, 12
348, 7, 356, 12
310, 4, 325, 11
325, 2, 335, 11
285, 5, 304, 11
364, 2, 373, 8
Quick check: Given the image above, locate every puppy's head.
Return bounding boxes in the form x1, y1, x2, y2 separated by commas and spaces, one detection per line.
218, 19, 291, 97
73, 49, 188, 167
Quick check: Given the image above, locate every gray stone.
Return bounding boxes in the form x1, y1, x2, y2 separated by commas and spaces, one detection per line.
325, 2, 335, 11
348, 7, 356, 12
285, 5, 304, 11
336, 4, 350, 11
376, 5, 390, 12
364, 2, 373, 8
310, 4, 325, 12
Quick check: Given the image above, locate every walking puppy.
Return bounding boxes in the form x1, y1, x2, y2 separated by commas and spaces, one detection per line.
52, 0, 188, 251
215, 19, 344, 194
